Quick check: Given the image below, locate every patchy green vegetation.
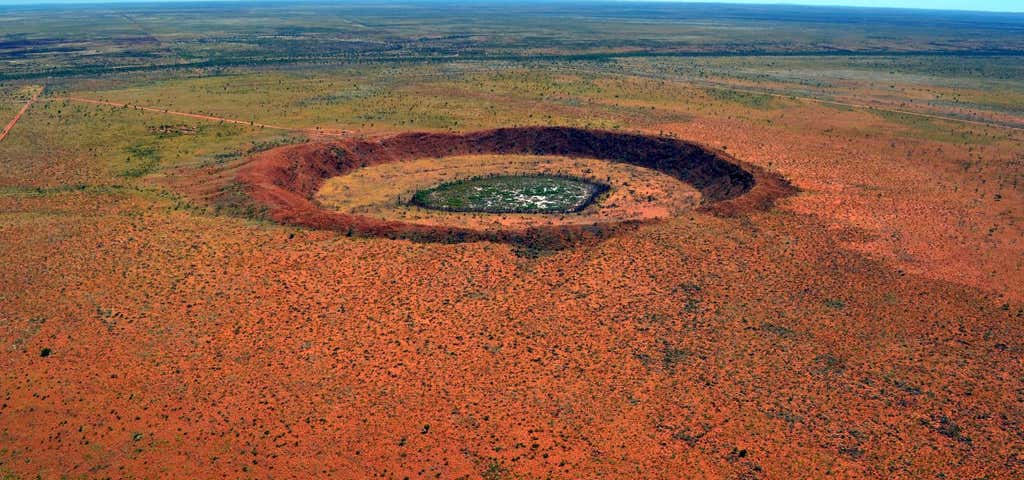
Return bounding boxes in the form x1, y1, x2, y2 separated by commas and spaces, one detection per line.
706, 88, 780, 110
120, 143, 160, 178
412, 174, 608, 214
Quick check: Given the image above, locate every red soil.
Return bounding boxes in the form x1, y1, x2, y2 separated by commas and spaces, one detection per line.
1, 191, 1019, 479
234, 127, 795, 246
3, 116, 1019, 479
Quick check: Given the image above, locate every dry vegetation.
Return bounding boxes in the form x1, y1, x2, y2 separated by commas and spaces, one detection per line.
0, 2, 1022, 479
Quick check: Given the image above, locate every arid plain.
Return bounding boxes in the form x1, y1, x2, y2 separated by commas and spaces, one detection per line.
1, 2, 1022, 479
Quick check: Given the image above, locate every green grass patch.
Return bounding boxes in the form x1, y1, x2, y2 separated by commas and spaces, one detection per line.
119, 143, 161, 178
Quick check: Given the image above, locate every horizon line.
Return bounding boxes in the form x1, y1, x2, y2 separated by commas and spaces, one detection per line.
0, 0, 1021, 15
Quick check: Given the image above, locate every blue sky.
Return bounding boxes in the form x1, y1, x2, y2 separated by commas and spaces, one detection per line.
0, 0, 1020, 13
658, 1, 1024, 13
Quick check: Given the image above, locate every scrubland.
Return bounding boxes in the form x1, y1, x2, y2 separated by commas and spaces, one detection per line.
0, 2, 1022, 478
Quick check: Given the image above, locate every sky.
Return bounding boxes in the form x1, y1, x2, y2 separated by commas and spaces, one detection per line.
654, 0, 1024, 13
0, 0, 1020, 14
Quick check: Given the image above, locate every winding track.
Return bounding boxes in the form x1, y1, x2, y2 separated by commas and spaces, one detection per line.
0, 86, 43, 143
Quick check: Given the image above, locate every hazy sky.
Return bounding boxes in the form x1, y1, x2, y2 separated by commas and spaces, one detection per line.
0, 0, 1020, 14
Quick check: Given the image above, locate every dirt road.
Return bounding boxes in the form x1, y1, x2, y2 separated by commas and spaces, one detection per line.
0, 86, 43, 143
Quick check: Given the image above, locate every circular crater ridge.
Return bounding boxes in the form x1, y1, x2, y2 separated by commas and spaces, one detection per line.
234, 126, 795, 246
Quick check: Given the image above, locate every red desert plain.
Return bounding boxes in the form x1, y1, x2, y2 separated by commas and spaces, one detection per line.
0, 1, 1022, 478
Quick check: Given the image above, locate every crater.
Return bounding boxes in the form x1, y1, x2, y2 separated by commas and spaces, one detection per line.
230, 126, 796, 246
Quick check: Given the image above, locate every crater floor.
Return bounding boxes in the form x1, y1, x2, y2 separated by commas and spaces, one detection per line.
315, 154, 700, 231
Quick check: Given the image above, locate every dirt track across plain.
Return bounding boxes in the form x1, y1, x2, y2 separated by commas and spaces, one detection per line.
0, 86, 43, 143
